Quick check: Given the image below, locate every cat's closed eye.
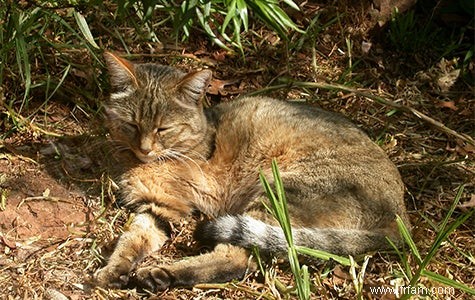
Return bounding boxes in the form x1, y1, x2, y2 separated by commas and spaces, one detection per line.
154, 127, 171, 135
122, 123, 138, 134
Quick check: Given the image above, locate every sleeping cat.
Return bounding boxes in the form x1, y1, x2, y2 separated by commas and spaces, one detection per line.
94, 52, 409, 291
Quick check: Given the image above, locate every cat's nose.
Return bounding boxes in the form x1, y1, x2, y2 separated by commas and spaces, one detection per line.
139, 147, 152, 155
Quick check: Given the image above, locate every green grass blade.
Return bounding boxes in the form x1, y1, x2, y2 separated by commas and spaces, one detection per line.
195, 8, 232, 51
435, 185, 464, 235
73, 10, 99, 49
260, 160, 310, 299
421, 269, 475, 295
424, 208, 473, 267
282, 0, 300, 11
259, 172, 278, 220
236, 0, 248, 31
222, 0, 237, 34
421, 185, 468, 270
296, 246, 351, 266
386, 237, 412, 280
45, 64, 71, 102
404, 185, 473, 297
300, 265, 310, 299
15, 33, 31, 111
395, 215, 422, 265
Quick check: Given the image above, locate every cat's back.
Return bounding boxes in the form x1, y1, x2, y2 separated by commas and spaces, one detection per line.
209, 96, 406, 227
212, 96, 379, 154
210, 96, 403, 196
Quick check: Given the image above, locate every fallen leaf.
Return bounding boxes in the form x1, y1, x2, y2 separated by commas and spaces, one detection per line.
208, 78, 239, 95
333, 264, 352, 280
437, 69, 460, 92
459, 140, 475, 154
361, 41, 372, 54
0, 234, 16, 249
436, 101, 458, 111
459, 194, 475, 208
212, 51, 227, 61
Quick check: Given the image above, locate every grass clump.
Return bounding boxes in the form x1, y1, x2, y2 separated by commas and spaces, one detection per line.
259, 160, 350, 299
390, 185, 475, 298
109, 0, 303, 53
260, 160, 475, 299
259, 159, 311, 299
0, 2, 103, 124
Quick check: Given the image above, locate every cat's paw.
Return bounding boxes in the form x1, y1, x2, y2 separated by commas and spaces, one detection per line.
131, 266, 172, 292
94, 266, 130, 289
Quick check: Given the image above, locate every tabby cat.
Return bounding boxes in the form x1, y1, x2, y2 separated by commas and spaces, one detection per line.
94, 52, 409, 291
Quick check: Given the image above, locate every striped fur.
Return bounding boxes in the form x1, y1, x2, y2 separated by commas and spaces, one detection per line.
195, 215, 392, 256
94, 52, 409, 291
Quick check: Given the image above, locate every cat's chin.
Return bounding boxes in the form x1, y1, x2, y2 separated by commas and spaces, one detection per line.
132, 151, 158, 163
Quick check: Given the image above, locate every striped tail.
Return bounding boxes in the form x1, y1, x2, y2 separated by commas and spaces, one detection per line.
194, 215, 393, 256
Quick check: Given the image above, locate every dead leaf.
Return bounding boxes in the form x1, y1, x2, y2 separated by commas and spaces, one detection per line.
212, 51, 227, 62
436, 101, 458, 111
437, 69, 460, 92
333, 265, 352, 280
362, 41, 372, 54
459, 195, 475, 208
446, 139, 475, 156
208, 79, 239, 96
0, 234, 16, 249
455, 139, 475, 155
43, 188, 50, 198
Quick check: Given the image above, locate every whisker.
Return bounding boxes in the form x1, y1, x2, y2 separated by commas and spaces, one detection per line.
165, 149, 205, 177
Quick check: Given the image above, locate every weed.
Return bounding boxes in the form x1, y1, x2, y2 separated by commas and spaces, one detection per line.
261, 161, 474, 299
111, 0, 302, 54
260, 160, 350, 299
260, 159, 311, 300
387, 8, 436, 53
390, 185, 475, 298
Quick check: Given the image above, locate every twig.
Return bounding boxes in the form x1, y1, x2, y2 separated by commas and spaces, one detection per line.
3, 107, 62, 137
194, 283, 277, 300
247, 81, 475, 146
17, 196, 74, 209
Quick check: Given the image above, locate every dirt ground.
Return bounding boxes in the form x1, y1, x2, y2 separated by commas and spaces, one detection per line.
1, 1, 474, 299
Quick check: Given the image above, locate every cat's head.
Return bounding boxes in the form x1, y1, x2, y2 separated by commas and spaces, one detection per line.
103, 52, 212, 163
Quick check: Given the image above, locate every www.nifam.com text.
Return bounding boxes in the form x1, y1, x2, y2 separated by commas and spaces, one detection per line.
369, 285, 455, 296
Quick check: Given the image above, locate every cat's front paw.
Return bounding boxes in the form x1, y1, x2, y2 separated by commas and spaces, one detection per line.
131, 266, 172, 292
94, 266, 130, 289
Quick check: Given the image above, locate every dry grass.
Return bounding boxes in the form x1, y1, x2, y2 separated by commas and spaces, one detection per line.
0, 1, 474, 299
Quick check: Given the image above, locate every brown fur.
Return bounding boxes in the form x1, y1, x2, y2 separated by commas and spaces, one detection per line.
93, 52, 409, 291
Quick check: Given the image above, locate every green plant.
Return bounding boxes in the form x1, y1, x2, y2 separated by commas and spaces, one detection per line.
259, 160, 310, 299
259, 160, 351, 299
349, 255, 370, 300
114, 0, 302, 53
0, 1, 104, 135
260, 160, 475, 299
388, 185, 475, 298
388, 8, 438, 53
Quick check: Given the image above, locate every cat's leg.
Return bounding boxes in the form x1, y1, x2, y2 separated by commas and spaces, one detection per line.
130, 244, 255, 292
94, 162, 205, 288
94, 212, 170, 288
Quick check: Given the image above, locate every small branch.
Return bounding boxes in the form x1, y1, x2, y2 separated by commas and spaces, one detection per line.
247, 81, 474, 146
194, 283, 277, 300
17, 196, 74, 209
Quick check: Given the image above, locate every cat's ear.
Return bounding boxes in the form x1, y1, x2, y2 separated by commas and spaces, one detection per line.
104, 51, 138, 88
177, 69, 212, 105
102, 105, 120, 121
